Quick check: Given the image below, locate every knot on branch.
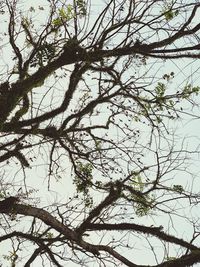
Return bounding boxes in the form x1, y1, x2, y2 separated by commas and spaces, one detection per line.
61, 39, 86, 63
0, 196, 19, 210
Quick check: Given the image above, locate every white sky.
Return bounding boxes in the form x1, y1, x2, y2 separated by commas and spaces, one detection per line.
0, 0, 200, 266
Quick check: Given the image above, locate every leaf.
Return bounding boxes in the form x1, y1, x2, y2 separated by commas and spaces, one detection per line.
182, 84, 200, 99
59, 5, 74, 20
73, 162, 93, 194
172, 185, 183, 194
165, 10, 174, 20
29, 6, 35, 12
162, 1, 179, 21
76, 0, 87, 16
59, 7, 67, 18
155, 82, 166, 97
131, 175, 144, 192
52, 17, 62, 26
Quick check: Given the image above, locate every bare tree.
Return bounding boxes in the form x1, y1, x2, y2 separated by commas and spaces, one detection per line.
0, 0, 200, 266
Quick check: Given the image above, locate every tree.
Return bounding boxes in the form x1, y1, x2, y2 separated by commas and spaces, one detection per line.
0, 0, 200, 266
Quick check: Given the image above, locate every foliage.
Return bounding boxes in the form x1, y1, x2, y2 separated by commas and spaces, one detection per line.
52, 6, 74, 26
162, 1, 179, 20
172, 184, 184, 194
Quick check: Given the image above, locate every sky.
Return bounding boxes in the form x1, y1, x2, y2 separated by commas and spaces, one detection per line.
0, 0, 200, 266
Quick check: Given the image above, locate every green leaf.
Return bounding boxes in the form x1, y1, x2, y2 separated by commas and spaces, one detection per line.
135, 195, 155, 217
59, 7, 67, 18
162, 1, 179, 21
172, 185, 183, 194
164, 10, 174, 20
45, 232, 54, 238
182, 84, 200, 99
73, 162, 93, 194
76, 0, 87, 16
59, 5, 74, 20
155, 82, 166, 97
131, 175, 144, 191
52, 17, 62, 26
95, 140, 101, 150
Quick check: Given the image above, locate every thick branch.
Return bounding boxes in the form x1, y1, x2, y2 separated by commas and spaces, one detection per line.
0, 204, 99, 255
1, 33, 200, 127
76, 184, 122, 235
86, 223, 198, 251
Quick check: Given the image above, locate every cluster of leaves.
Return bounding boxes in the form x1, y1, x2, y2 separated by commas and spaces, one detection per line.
162, 1, 179, 21
182, 83, 200, 99
155, 72, 174, 100
130, 175, 155, 217
76, 0, 86, 16
155, 82, 166, 99
149, 74, 200, 124
73, 162, 93, 207
52, 1, 86, 27
52, 6, 74, 26
3, 252, 18, 267
172, 184, 184, 194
